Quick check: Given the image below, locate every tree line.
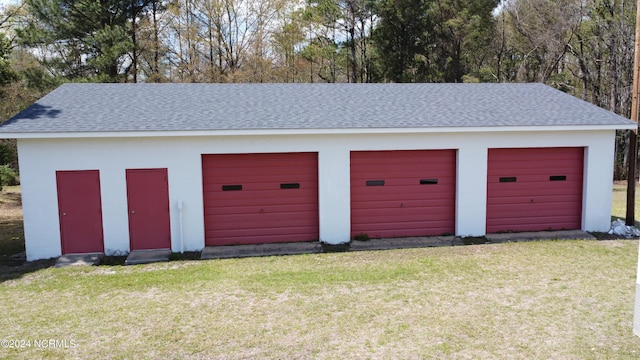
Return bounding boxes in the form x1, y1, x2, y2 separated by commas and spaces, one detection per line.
0, 0, 638, 178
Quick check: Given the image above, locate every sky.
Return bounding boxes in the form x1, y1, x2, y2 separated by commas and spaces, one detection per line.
1, 0, 507, 20
2, 0, 507, 13
0, 0, 19, 10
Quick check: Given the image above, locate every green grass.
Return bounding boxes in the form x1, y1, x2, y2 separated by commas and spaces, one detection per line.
612, 182, 640, 222
1, 184, 640, 358
1, 241, 639, 358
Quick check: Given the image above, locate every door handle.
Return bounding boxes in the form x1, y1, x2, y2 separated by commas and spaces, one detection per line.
131, 210, 136, 214
63, 213, 67, 216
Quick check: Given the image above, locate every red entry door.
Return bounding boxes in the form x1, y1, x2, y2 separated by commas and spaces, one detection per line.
56, 170, 104, 254
126, 168, 171, 250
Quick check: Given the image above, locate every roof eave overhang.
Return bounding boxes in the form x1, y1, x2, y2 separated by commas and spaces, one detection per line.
0, 124, 636, 139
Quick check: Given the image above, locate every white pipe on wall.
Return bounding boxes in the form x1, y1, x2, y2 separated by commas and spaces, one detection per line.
177, 200, 184, 253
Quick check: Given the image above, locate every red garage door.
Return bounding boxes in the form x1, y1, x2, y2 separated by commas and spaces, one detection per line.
56, 170, 104, 254
350, 150, 456, 239
202, 152, 319, 246
486, 147, 584, 233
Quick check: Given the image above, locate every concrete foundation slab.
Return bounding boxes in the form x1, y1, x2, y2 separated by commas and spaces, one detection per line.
199, 230, 595, 260
485, 230, 595, 243
202, 242, 323, 260
351, 236, 457, 251
125, 249, 171, 265
55, 253, 103, 268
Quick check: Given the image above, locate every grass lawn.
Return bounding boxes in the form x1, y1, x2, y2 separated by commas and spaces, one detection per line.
0, 185, 640, 358
0, 186, 24, 264
612, 181, 640, 223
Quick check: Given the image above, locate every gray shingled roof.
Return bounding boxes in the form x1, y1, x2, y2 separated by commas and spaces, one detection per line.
0, 83, 634, 134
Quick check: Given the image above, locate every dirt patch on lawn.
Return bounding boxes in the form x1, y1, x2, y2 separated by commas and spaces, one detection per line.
0, 188, 22, 218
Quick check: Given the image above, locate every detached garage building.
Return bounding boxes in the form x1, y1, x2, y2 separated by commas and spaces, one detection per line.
0, 83, 634, 261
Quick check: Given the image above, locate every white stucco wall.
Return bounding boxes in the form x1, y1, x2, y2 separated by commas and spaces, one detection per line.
17, 129, 617, 260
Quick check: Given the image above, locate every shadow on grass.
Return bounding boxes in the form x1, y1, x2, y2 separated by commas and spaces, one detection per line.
0, 259, 57, 283
0, 251, 204, 284
100, 252, 201, 266
169, 251, 202, 261
0, 192, 22, 205
0, 217, 28, 282
0, 218, 25, 250
0, 215, 55, 283
100, 256, 128, 266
